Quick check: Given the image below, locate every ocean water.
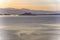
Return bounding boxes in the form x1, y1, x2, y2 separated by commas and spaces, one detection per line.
0, 15, 60, 40
0, 15, 60, 23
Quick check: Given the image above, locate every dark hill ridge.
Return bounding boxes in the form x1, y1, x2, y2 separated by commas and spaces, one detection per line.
0, 8, 60, 15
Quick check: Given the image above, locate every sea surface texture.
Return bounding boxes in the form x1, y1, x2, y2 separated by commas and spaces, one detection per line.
0, 15, 60, 40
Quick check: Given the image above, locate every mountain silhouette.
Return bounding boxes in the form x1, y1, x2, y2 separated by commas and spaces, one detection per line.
0, 8, 60, 15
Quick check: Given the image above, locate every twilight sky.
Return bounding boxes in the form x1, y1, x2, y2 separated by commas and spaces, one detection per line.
0, 0, 60, 11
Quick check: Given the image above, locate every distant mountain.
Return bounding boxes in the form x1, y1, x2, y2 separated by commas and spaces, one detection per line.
0, 8, 60, 15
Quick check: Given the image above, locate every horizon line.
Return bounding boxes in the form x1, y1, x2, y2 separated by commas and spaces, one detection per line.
0, 8, 60, 11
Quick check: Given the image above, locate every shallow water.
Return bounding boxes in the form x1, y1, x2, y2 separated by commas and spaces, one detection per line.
0, 15, 60, 40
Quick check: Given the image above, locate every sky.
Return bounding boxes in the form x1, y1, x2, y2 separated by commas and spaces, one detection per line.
0, 0, 60, 11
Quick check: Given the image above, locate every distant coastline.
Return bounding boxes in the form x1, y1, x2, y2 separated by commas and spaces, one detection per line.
0, 8, 60, 16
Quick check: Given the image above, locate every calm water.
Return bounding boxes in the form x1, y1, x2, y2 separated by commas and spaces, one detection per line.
0, 15, 60, 23
0, 15, 60, 40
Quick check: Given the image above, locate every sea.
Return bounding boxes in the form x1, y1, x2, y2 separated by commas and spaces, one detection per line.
0, 15, 60, 40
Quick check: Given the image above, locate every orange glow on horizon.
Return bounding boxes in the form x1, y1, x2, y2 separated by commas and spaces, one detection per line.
0, 3, 57, 11
0, 0, 60, 11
